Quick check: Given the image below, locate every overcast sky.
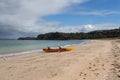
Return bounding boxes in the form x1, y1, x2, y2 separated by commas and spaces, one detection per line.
0, 0, 120, 39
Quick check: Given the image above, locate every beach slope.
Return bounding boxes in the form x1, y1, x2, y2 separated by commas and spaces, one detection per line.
0, 40, 120, 80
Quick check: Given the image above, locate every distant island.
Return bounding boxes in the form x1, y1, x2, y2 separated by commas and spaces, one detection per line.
18, 28, 120, 40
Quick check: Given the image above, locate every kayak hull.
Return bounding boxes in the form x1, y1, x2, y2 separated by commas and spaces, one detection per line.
43, 46, 74, 52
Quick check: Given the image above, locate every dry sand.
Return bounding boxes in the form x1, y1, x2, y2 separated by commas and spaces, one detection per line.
0, 40, 120, 80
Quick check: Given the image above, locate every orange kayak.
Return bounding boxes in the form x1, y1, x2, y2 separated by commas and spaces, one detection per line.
43, 46, 74, 52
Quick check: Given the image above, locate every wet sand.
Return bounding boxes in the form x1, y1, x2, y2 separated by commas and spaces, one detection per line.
0, 40, 120, 80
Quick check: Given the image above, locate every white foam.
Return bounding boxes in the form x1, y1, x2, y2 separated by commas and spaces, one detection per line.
0, 49, 42, 58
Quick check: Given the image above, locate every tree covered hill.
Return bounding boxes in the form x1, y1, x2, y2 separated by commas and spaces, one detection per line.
18, 28, 120, 40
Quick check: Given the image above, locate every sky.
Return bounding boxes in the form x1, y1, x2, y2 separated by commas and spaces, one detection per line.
0, 0, 120, 39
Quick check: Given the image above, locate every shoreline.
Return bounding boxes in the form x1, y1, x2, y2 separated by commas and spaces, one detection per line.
0, 49, 42, 59
0, 40, 119, 80
0, 40, 91, 58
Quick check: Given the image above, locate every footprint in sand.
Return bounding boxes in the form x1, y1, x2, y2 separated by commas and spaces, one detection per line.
79, 72, 87, 80
110, 68, 116, 73
117, 74, 120, 78
115, 64, 120, 69
88, 66, 92, 69
48, 73, 58, 78
79, 72, 83, 76
102, 64, 104, 67
93, 64, 96, 67
118, 70, 120, 72
83, 77, 86, 80
52, 73, 57, 77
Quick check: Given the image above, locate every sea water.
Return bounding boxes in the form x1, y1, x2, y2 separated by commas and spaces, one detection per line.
0, 40, 90, 56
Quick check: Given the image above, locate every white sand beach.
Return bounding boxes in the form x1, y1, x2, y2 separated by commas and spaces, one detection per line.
0, 40, 120, 80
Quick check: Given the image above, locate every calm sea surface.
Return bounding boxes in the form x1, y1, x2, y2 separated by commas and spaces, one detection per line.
0, 40, 89, 55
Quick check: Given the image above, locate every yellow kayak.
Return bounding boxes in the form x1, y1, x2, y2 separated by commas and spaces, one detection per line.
65, 46, 74, 51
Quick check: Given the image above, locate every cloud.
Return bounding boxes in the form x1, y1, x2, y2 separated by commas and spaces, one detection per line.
0, 0, 88, 38
57, 24, 96, 33
74, 10, 120, 16
56, 23, 119, 33
92, 23, 119, 30
43, 23, 119, 33
0, 0, 119, 39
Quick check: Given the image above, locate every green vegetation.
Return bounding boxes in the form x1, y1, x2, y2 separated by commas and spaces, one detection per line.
18, 28, 120, 40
